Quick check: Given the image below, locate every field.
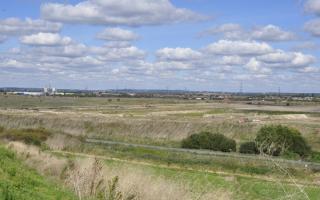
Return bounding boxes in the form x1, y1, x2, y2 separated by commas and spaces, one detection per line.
1, 95, 320, 199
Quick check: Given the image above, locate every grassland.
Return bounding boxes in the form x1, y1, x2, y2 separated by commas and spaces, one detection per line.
1, 95, 320, 149
1, 95, 320, 199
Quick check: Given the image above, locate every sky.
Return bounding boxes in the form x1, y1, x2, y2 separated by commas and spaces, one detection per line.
0, 0, 320, 92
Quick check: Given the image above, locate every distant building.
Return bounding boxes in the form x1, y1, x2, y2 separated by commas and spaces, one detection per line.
44, 86, 57, 96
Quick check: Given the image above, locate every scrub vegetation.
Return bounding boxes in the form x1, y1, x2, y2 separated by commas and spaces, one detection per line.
1, 95, 320, 199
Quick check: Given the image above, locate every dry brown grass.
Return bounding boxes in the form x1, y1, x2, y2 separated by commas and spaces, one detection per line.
0, 99, 320, 150
7, 141, 67, 177
45, 133, 81, 150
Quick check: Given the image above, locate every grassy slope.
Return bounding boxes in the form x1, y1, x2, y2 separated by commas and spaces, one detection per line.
57, 150, 320, 200
0, 146, 75, 200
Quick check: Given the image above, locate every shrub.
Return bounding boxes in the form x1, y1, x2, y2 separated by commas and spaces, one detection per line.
1, 128, 51, 146
255, 125, 311, 157
239, 141, 259, 154
182, 132, 236, 152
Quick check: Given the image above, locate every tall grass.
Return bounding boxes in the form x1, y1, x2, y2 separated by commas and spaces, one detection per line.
0, 145, 75, 200
7, 142, 232, 200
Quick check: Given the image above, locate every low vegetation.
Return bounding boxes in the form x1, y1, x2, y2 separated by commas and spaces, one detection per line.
181, 132, 236, 152
239, 141, 259, 154
1, 96, 320, 199
0, 145, 75, 200
9, 142, 230, 200
0, 128, 51, 146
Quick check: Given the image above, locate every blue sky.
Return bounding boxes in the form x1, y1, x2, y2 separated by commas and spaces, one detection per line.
0, 0, 320, 92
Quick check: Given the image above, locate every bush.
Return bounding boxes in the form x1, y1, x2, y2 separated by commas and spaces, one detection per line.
239, 141, 259, 154
182, 132, 236, 152
255, 125, 311, 157
1, 128, 51, 146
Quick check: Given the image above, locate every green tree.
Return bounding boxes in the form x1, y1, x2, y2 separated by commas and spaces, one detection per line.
182, 132, 236, 152
255, 125, 311, 157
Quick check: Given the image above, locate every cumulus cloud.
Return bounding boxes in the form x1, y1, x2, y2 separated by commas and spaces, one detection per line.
305, 0, 320, 15
96, 28, 139, 41
257, 51, 295, 63
244, 58, 271, 74
251, 25, 297, 41
1, 31, 317, 89
156, 47, 202, 61
0, 59, 30, 69
20, 33, 72, 46
41, 0, 206, 26
304, 19, 320, 36
219, 56, 246, 65
204, 40, 273, 55
198, 23, 244, 39
299, 66, 320, 73
0, 18, 62, 36
200, 24, 296, 41
95, 46, 146, 61
257, 51, 315, 68
35, 43, 88, 58
291, 41, 318, 51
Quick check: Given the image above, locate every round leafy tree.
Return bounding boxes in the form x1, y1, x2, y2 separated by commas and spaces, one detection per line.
255, 125, 311, 157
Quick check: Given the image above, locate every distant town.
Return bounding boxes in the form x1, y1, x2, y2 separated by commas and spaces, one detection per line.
1, 87, 319, 104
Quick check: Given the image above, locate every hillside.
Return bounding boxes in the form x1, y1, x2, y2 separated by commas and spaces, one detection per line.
0, 145, 75, 200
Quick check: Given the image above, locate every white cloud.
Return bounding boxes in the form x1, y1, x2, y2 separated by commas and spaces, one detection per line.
204, 40, 273, 55
1, 31, 317, 89
20, 33, 72, 46
299, 66, 320, 73
0, 18, 62, 36
244, 58, 271, 74
291, 52, 315, 67
257, 51, 315, 68
94, 46, 146, 61
156, 47, 202, 61
251, 25, 296, 41
41, 0, 206, 26
0, 59, 29, 68
219, 56, 246, 65
29, 43, 88, 58
200, 24, 296, 41
305, 0, 320, 15
291, 41, 318, 51
257, 51, 294, 63
96, 28, 139, 41
153, 61, 193, 70
199, 23, 244, 39
304, 19, 320, 36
